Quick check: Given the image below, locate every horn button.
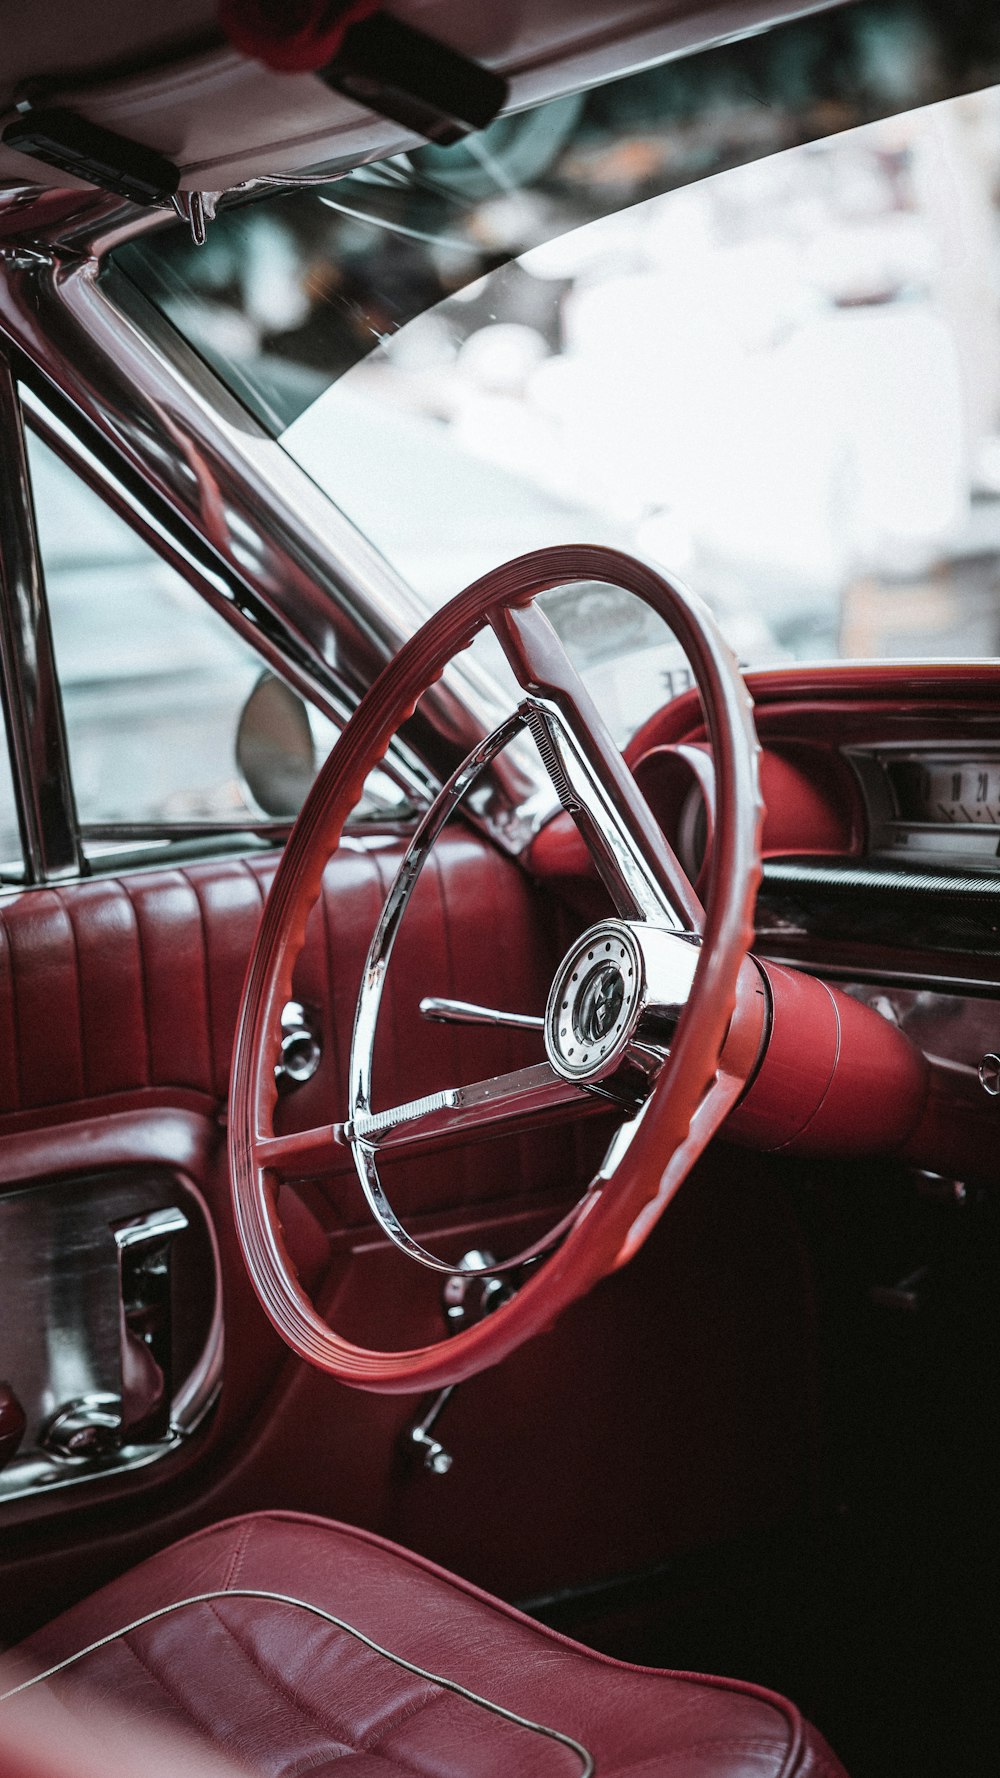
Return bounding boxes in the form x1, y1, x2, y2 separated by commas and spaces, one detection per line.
545, 919, 700, 1084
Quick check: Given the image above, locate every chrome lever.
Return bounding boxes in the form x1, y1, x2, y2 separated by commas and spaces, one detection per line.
405, 1251, 517, 1476
419, 996, 543, 1031
409, 1387, 456, 1475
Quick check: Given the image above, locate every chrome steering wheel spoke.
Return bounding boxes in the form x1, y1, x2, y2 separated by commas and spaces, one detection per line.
489, 601, 702, 932
344, 704, 635, 1277
339, 1061, 593, 1155
341, 591, 710, 1279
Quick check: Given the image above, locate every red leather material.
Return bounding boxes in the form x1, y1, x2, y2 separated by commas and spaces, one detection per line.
0, 834, 550, 1130
727, 963, 928, 1156
0, 1675, 249, 1778
13, 1511, 848, 1777
0, 834, 819, 1638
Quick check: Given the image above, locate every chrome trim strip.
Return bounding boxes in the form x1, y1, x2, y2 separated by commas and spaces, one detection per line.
757, 955, 1000, 997
81, 820, 290, 845
0, 358, 81, 880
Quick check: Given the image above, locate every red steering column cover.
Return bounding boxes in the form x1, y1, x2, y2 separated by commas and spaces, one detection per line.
728, 964, 928, 1155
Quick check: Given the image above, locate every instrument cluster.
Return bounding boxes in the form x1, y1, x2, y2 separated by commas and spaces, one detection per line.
850, 748, 1000, 872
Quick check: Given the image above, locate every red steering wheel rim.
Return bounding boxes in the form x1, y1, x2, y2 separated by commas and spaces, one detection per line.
228, 546, 764, 1393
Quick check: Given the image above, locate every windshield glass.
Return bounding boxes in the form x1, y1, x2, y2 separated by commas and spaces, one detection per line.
112, 3, 1000, 743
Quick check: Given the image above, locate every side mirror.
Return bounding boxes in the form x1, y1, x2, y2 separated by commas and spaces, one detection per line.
236, 673, 317, 819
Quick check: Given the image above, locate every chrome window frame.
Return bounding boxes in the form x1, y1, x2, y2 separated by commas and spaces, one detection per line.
0, 190, 539, 891
0, 357, 426, 881
0, 352, 80, 882
0, 252, 532, 881
17, 379, 428, 859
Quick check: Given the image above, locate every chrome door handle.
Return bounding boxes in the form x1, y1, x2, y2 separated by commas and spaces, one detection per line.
112, 1206, 188, 1444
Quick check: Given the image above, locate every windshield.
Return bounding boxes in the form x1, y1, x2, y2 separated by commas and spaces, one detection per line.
112, 2, 1000, 744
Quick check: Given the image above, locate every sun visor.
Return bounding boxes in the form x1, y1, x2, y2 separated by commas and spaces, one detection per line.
0, 0, 844, 199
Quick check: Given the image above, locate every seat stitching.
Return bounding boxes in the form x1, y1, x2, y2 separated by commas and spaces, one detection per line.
279, 1750, 419, 1778
3, 918, 24, 1110
183, 869, 219, 1097
208, 1604, 451, 1778
358, 1685, 458, 1762
120, 879, 153, 1085
358, 1684, 443, 1753
121, 1630, 255, 1767
209, 1600, 459, 1778
222, 1517, 254, 1590
276, 1751, 354, 1778
206, 1600, 354, 1748
51, 888, 86, 1099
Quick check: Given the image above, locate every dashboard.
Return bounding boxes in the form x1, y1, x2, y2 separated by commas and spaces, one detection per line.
531, 661, 1000, 976
529, 662, 1000, 1187
620, 662, 1000, 893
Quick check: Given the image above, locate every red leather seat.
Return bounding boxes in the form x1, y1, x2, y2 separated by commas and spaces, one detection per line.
5, 1511, 847, 1776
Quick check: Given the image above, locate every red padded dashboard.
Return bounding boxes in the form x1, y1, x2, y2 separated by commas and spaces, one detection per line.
531, 661, 1000, 884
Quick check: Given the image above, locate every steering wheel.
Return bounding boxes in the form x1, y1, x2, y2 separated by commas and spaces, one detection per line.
229, 547, 765, 1393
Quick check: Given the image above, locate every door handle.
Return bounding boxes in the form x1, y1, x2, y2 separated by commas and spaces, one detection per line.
112, 1206, 188, 1443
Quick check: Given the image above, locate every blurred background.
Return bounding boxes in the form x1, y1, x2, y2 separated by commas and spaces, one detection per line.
289, 87, 1000, 734
111, 0, 1000, 745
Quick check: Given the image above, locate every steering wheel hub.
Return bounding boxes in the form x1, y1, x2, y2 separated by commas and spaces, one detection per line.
545, 919, 701, 1084
545, 921, 642, 1081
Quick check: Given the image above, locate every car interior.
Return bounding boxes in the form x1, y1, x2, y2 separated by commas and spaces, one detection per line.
1, 3, 999, 1776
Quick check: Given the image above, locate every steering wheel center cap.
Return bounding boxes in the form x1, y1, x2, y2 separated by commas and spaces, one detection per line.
545, 920, 646, 1081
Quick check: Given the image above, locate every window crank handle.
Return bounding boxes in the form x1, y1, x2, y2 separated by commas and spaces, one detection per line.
409, 1385, 455, 1474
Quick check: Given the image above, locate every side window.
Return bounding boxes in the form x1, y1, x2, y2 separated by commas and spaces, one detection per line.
23, 427, 410, 864
26, 429, 277, 836
0, 728, 21, 875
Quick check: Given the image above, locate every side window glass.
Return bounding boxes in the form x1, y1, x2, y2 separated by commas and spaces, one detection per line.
27, 430, 269, 836
0, 727, 21, 876
24, 430, 406, 848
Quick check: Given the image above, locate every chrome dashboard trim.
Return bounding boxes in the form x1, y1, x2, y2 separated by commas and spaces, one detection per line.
762, 861, 1000, 896
758, 957, 1000, 997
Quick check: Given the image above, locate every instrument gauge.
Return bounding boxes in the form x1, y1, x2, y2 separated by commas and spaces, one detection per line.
890, 758, 1000, 828
851, 747, 1000, 872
